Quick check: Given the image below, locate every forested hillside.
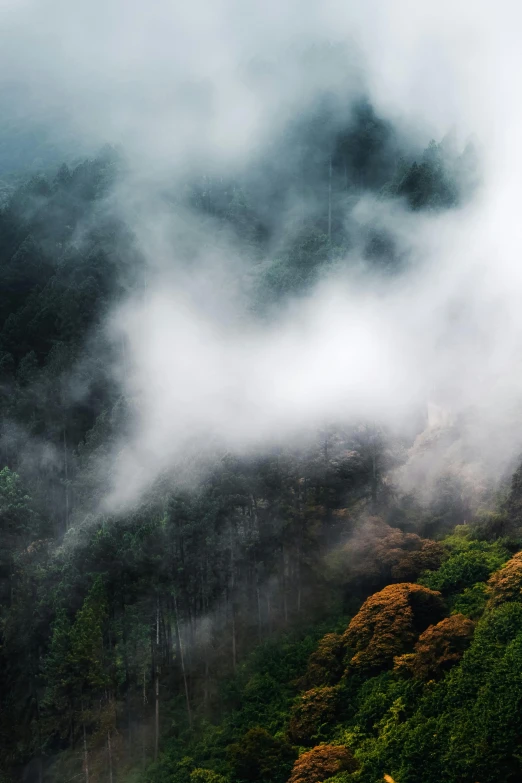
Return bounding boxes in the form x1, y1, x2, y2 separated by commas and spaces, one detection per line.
1, 98, 515, 783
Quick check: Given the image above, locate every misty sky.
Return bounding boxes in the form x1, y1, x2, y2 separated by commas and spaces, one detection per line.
2, 0, 522, 510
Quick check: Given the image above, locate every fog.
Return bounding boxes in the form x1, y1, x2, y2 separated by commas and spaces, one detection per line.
2, 0, 522, 510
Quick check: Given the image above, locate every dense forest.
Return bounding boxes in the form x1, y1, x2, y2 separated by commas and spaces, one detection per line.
2, 96, 518, 783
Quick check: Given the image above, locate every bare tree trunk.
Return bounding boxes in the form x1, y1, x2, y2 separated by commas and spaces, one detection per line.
173, 593, 192, 728
154, 598, 160, 763
154, 671, 159, 762
229, 523, 237, 671
108, 730, 114, 783
141, 661, 147, 767
34, 677, 44, 783
282, 546, 288, 626
122, 604, 132, 747
82, 718, 89, 783
256, 580, 262, 640
63, 427, 69, 532
203, 656, 210, 711
231, 600, 237, 672
297, 556, 302, 614
266, 591, 272, 636
141, 722, 146, 770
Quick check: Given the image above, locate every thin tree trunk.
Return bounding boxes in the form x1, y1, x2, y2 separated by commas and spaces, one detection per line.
63, 427, 69, 532
83, 718, 89, 783
203, 656, 210, 711
35, 680, 44, 783
122, 603, 132, 746
154, 671, 159, 762
108, 729, 113, 783
154, 598, 160, 763
229, 523, 237, 670
173, 593, 192, 728
297, 555, 302, 614
256, 580, 262, 641
282, 546, 288, 626
231, 600, 237, 672
266, 591, 272, 636
166, 607, 173, 668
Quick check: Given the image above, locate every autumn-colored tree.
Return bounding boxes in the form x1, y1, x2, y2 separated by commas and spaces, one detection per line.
487, 551, 522, 606
299, 633, 345, 688
390, 540, 446, 581
343, 583, 445, 672
287, 744, 358, 783
394, 614, 475, 680
288, 686, 339, 744
190, 769, 228, 783
326, 517, 444, 591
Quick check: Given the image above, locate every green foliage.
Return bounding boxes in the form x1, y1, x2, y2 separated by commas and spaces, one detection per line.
299, 633, 345, 688
383, 139, 460, 210
419, 536, 509, 594
190, 768, 229, 783
288, 686, 340, 744
68, 575, 108, 689
450, 582, 488, 619
0, 466, 37, 536
227, 728, 296, 783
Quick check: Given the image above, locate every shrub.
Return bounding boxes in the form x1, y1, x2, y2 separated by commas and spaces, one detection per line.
299, 634, 345, 688
288, 686, 339, 744
420, 548, 507, 594
190, 770, 228, 783
450, 582, 488, 619
227, 727, 296, 783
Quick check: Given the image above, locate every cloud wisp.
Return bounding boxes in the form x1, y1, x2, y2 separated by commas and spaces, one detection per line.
3, 0, 522, 509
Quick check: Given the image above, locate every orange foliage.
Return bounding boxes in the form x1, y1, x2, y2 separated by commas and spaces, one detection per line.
343, 582, 445, 672
394, 614, 474, 680
288, 744, 358, 783
288, 686, 339, 745
329, 517, 444, 589
299, 633, 345, 688
390, 539, 445, 581
487, 551, 522, 606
